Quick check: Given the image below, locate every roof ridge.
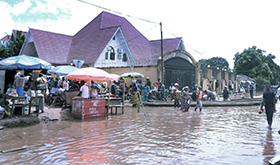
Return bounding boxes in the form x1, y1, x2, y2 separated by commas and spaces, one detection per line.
29, 28, 73, 37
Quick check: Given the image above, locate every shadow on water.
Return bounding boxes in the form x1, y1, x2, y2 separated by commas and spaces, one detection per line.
0, 104, 280, 164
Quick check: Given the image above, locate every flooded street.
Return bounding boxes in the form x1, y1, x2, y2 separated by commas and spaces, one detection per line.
1, 103, 280, 164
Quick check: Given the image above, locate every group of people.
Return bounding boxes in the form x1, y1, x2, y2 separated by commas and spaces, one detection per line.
10, 71, 91, 114
10, 70, 280, 130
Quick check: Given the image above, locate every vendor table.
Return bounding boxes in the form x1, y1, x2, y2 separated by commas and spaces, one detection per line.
105, 97, 124, 115
3, 94, 43, 118
72, 97, 106, 120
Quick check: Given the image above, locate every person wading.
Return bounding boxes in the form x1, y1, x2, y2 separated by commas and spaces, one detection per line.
260, 85, 276, 128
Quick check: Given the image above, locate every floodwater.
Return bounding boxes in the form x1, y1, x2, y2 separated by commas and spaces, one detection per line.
1, 103, 280, 165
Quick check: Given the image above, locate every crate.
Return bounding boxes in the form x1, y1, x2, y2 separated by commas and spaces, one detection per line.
72, 98, 106, 120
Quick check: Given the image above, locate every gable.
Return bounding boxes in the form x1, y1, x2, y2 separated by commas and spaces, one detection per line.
78, 11, 155, 66
67, 27, 118, 64
94, 28, 135, 68
20, 28, 72, 64
174, 40, 189, 61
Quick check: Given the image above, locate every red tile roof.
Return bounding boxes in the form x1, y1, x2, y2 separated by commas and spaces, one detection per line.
0, 35, 9, 42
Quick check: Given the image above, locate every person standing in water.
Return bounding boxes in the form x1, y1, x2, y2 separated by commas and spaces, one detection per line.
194, 86, 203, 112
173, 83, 180, 108
181, 86, 191, 112
260, 85, 276, 128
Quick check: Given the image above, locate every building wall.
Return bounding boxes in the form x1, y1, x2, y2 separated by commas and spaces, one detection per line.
102, 66, 158, 84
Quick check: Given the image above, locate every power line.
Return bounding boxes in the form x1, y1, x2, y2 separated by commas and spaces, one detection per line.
77, 0, 157, 24
163, 25, 204, 57
114, 24, 159, 49
77, 0, 205, 62
78, 0, 203, 57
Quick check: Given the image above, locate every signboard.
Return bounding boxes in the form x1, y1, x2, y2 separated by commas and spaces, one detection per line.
73, 59, 84, 68
72, 98, 106, 120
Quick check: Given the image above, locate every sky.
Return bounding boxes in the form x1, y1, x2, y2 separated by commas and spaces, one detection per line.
1, 0, 280, 69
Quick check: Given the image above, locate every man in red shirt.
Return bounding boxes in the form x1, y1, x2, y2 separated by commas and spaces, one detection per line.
154, 78, 161, 99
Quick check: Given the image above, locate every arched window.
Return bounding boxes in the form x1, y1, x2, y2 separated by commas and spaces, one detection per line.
122, 53, 128, 62
105, 46, 115, 60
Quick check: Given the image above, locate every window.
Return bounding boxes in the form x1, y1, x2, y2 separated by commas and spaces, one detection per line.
122, 53, 127, 62
110, 52, 115, 60
105, 52, 108, 60
105, 46, 115, 60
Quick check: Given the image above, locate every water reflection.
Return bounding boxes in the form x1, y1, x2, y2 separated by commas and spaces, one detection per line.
0, 105, 279, 164
64, 120, 109, 164
263, 129, 276, 164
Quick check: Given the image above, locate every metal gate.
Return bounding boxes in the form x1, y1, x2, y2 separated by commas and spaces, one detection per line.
164, 57, 195, 89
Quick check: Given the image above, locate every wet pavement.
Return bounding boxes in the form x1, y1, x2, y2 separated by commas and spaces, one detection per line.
0, 102, 280, 164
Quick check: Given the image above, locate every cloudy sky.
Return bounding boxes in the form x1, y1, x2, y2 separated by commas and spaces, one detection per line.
1, 0, 280, 68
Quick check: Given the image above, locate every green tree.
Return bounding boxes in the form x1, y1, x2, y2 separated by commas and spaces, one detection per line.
6, 31, 25, 57
233, 46, 280, 87
198, 57, 230, 71
0, 46, 7, 59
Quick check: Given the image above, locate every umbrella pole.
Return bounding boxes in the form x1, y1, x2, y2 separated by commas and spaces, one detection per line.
136, 84, 148, 122
107, 81, 111, 115
123, 81, 125, 113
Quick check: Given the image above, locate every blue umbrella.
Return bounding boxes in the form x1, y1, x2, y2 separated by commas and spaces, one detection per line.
0, 54, 52, 70
47, 65, 78, 75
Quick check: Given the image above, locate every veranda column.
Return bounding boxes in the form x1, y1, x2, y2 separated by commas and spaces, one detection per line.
195, 63, 201, 87
224, 69, 229, 88
207, 65, 212, 82
216, 67, 222, 94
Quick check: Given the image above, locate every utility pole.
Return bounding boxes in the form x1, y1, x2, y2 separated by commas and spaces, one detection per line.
160, 22, 164, 83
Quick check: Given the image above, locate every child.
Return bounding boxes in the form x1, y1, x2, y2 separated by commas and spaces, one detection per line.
194, 86, 203, 112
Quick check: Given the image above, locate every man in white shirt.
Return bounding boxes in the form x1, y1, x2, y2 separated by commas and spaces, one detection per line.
79, 81, 90, 98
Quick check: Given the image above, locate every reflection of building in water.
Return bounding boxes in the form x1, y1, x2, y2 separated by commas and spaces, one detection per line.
66, 121, 109, 164
262, 130, 275, 164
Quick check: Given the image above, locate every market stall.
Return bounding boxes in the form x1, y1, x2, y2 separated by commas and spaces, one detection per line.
66, 67, 120, 119
0, 54, 52, 118
72, 98, 106, 120
3, 91, 44, 118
